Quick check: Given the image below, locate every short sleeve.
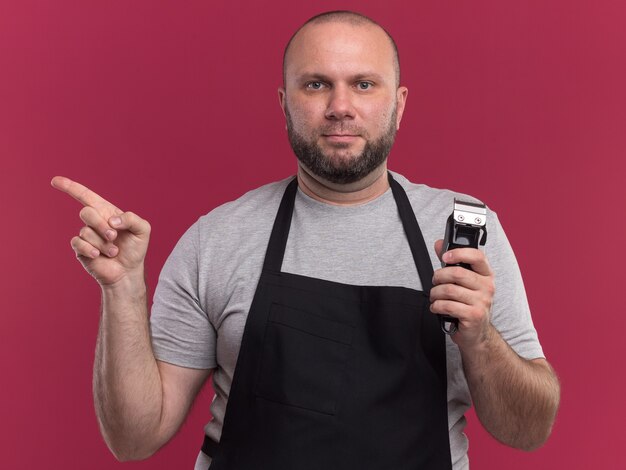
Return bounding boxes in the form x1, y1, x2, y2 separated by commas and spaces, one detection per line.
487, 211, 545, 360
150, 221, 216, 370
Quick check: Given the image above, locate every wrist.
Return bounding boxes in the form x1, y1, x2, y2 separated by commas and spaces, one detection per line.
458, 322, 499, 362
100, 269, 147, 300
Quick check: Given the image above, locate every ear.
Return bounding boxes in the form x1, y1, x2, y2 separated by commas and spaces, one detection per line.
278, 87, 287, 118
394, 86, 408, 130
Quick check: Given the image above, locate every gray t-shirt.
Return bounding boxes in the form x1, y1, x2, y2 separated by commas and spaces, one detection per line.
150, 171, 544, 470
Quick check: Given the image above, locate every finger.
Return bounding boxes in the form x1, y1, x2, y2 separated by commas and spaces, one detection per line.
70, 236, 100, 259
430, 283, 474, 306
79, 226, 119, 258
109, 211, 151, 237
433, 265, 483, 290
430, 299, 472, 318
441, 247, 492, 276
51, 176, 120, 212
80, 206, 118, 242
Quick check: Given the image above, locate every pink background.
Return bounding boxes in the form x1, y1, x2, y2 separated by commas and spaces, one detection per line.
1, 1, 624, 468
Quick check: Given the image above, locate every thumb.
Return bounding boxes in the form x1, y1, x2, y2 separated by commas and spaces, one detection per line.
434, 239, 445, 261
108, 211, 151, 237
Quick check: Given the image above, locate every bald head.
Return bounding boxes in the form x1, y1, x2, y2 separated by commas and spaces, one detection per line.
282, 11, 401, 88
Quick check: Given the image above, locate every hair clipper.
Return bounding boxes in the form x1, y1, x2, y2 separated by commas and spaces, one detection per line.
439, 199, 488, 335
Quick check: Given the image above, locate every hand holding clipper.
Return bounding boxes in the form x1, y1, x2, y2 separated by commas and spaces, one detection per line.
439, 199, 488, 335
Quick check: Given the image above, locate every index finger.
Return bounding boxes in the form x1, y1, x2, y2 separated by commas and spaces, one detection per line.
51, 176, 119, 211
442, 247, 492, 277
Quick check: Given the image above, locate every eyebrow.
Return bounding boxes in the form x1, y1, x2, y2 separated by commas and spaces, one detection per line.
295, 71, 387, 83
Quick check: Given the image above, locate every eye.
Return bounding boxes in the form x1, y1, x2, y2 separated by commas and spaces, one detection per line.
305, 81, 325, 90
357, 81, 373, 90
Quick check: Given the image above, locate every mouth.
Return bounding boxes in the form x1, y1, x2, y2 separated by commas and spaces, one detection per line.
322, 134, 361, 144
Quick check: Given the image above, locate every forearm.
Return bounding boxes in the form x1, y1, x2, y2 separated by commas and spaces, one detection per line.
461, 325, 560, 451
93, 272, 163, 460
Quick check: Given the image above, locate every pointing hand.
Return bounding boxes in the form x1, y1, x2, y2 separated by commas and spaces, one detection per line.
51, 176, 151, 287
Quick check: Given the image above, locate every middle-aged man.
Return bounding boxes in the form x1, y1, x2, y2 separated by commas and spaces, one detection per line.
52, 10, 560, 470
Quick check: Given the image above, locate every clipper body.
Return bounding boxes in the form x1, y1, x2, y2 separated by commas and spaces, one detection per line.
439, 199, 488, 334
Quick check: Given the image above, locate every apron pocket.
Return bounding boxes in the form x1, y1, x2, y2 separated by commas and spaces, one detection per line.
254, 302, 354, 415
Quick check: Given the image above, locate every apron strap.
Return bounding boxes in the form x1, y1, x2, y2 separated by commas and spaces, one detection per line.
388, 172, 434, 292
202, 434, 218, 458
263, 177, 298, 272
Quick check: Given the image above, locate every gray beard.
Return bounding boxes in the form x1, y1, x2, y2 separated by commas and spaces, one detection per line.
285, 109, 397, 185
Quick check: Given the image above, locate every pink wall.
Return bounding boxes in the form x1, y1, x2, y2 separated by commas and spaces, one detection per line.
2, 1, 624, 468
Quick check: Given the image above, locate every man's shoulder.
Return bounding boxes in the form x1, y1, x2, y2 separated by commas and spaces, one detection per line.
390, 171, 485, 216
170, 176, 295, 269
198, 176, 293, 228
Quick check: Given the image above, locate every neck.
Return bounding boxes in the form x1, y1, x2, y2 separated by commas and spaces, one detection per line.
296, 162, 390, 206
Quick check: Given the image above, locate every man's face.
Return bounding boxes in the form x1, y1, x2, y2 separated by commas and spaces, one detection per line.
280, 21, 408, 185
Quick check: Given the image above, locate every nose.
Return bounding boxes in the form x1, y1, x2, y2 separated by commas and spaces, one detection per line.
324, 85, 356, 120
